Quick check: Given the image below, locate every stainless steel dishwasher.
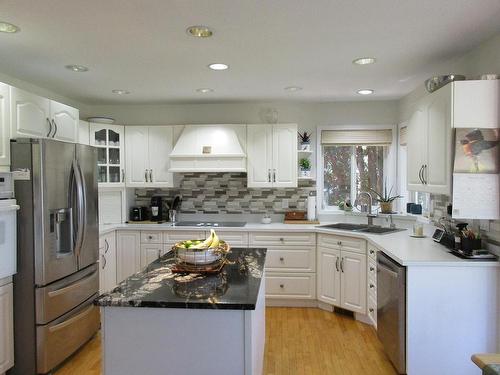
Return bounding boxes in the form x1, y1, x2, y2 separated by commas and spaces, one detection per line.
377, 252, 406, 374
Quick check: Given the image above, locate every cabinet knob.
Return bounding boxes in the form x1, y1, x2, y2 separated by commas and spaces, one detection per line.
279, 284, 284, 288
369, 250, 375, 255
279, 238, 284, 242
370, 284, 375, 289
369, 308, 374, 313
370, 267, 375, 271
337, 241, 342, 245
279, 257, 284, 261
148, 235, 153, 239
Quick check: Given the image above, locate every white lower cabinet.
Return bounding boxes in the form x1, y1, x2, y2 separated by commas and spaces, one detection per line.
256, 232, 317, 301
0, 280, 14, 374
317, 248, 341, 305
116, 231, 141, 283
140, 244, 166, 269
317, 234, 367, 315
99, 232, 117, 294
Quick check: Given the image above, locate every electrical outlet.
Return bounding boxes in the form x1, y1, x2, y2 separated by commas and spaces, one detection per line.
281, 199, 289, 209
479, 220, 490, 232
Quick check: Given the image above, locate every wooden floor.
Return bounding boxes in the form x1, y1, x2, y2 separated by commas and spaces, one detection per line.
56, 307, 396, 375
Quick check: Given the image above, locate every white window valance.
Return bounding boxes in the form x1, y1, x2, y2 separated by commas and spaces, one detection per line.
321, 129, 393, 145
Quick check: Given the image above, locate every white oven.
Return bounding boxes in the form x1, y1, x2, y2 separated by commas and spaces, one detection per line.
0, 199, 19, 279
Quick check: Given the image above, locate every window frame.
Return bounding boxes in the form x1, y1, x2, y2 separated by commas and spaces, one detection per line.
316, 124, 398, 214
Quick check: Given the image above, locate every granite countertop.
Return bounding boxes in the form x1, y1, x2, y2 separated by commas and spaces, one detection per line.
94, 247, 266, 310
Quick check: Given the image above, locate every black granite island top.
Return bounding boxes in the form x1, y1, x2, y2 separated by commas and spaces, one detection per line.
94, 248, 266, 310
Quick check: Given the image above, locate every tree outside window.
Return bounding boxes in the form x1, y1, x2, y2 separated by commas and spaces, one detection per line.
323, 145, 385, 209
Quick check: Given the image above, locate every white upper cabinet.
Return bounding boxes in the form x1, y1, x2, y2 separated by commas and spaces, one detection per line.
407, 84, 452, 195
246, 124, 273, 187
90, 124, 125, 187
0, 83, 10, 167
125, 126, 149, 185
10, 87, 51, 139
49, 100, 79, 142
10, 86, 79, 142
247, 123, 297, 188
452, 80, 499, 128
125, 126, 174, 188
78, 120, 90, 145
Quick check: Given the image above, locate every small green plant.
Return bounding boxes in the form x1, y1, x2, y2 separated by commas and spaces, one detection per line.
369, 183, 402, 203
298, 132, 311, 143
299, 158, 311, 170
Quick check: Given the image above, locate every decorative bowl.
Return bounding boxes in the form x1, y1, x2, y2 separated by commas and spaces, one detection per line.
172, 240, 230, 265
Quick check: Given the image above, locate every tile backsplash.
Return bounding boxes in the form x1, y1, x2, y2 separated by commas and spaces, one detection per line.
135, 173, 315, 214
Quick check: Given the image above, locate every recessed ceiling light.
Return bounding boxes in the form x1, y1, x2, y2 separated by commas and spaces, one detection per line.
357, 89, 374, 95
186, 25, 213, 38
284, 86, 303, 92
208, 63, 229, 71
112, 89, 130, 95
353, 57, 376, 65
65, 64, 89, 73
0, 21, 20, 33
196, 88, 214, 93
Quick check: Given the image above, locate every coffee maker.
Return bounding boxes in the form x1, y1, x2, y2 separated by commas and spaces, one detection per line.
150, 196, 163, 221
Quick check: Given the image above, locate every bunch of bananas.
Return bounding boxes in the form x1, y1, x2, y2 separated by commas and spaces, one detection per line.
179, 229, 220, 250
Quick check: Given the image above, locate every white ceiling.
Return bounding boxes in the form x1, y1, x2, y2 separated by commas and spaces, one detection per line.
1, 0, 500, 104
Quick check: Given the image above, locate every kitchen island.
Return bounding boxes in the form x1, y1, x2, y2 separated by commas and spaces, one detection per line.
95, 247, 266, 375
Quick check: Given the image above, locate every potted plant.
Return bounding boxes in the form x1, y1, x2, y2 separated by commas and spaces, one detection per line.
299, 158, 311, 177
369, 185, 402, 214
298, 131, 312, 151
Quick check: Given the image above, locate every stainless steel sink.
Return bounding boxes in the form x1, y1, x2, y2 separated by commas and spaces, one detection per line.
317, 223, 405, 235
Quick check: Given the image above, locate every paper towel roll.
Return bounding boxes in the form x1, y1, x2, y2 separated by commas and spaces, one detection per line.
307, 196, 316, 221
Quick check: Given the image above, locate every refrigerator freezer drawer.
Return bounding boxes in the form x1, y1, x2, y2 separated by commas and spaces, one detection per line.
35, 264, 98, 324
36, 294, 100, 374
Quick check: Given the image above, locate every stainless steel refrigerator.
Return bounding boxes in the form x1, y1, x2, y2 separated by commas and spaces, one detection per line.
9, 139, 100, 375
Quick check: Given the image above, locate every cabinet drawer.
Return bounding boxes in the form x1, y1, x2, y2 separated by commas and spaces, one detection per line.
249, 232, 316, 246
265, 273, 316, 299
141, 231, 163, 244
318, 234, 366, 254
368, 245, 378, 260
368, 257, 377, 280
368, 295, 377, 326
217, 232, 248, 246
163, 231, 206, 244
265, 248, 315, 272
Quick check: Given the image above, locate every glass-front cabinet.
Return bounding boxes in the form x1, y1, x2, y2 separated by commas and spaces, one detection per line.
90, 124, 125, 187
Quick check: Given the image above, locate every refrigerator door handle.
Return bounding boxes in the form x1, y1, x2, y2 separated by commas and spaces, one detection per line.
72, 159, 85, 257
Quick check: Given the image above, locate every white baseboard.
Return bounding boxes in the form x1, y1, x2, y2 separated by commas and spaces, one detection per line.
317, 301, 334, 312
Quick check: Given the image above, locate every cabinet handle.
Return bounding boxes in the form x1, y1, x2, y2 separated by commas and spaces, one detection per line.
369, 308, 374, 313
335, 257, 340, 272
104, 239, 109, 254
268, 169, 271, 182
273, 169, 276, 182
418, 165, 424, 184
101, 254, 107, 270
144, 169, 148, 182
370, 283, 375, 289
369, 250, 375, 255
423, 164, 428, 184
337, 241, 342, 246
149, 169, 153, 182
279, 237, 284, 242
121, 169, 125, 182
279, 284, 284, 288
340, 258, 344, 273
279, 257, 284, 261
370, 267, 375, 271
46, 118, 53, 137
51, 119, 58, 138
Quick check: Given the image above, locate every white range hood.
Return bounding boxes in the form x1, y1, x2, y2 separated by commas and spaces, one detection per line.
169, 124, 247, 172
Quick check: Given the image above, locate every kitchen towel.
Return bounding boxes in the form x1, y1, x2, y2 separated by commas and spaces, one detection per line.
307, 196, 316, 221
